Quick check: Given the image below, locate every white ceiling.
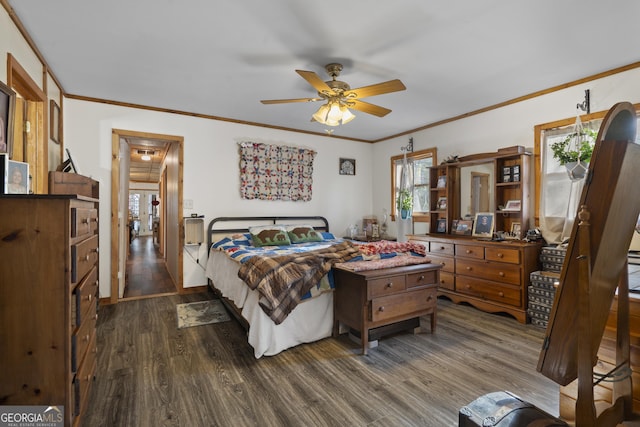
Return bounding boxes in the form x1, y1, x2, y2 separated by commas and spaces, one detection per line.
6, 0, 640, 142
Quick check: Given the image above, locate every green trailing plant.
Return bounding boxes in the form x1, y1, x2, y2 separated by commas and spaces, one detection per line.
550, 128, 597, 165
396, 189, 413, 211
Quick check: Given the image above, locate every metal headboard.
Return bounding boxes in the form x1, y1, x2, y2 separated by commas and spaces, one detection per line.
206, 216, 330, 248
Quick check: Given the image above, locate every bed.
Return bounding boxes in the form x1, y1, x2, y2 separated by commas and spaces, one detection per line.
205, 216, 430, 358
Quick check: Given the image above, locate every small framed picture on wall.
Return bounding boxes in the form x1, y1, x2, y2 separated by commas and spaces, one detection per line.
339, 158, 356, 175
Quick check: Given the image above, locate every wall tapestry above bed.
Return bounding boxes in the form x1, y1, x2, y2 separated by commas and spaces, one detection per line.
238, 142, 316, 201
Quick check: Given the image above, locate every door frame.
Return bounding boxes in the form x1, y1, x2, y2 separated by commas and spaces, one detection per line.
110, 128, 184, 303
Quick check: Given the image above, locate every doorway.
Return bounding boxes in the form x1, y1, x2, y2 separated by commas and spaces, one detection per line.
110, 129, 184, 304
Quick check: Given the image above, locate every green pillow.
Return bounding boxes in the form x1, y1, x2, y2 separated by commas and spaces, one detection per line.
248, 225, 291, 247
285, 225, 323, 244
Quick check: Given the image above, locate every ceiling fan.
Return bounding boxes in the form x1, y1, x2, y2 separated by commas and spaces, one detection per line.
260, 63, 406, 126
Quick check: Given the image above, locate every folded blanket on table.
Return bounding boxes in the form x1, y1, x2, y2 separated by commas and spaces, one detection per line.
237, 240, 360, 325
354, 240, 426, 257
334, 253, 432, 272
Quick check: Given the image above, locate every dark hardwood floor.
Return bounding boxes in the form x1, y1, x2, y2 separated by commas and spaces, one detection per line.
83, 294, 564, 427
123, 235, 176, 299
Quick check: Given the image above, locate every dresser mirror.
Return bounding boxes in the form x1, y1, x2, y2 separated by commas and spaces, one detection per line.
458, 162, 495, 219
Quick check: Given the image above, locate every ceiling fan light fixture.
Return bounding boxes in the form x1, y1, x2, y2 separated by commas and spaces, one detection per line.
141, 154, 151, 161
312, 100, 355, 126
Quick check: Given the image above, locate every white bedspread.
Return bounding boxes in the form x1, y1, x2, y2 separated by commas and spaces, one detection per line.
205, 250, 333, 358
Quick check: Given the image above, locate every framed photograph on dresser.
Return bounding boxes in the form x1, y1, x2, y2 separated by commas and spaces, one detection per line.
472, 212, 494, 237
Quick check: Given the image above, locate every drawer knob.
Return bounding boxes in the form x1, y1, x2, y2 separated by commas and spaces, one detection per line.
497, 253, 504, 258
386, 282, 393, 288
85, 254, 91, 261
84, 334, 90, 342
440, 262, 445, 266
498, 291, 504, 297
87, 294, 92, 302
419, 275, 425, 281
466, 249, 471, 254
439, 246, 445, 250
466, 266, 472, 271
94, 314, 98, 320
94, 217, 99, 224
499, 272, 505, 277
440, 279, 445, 284
82, 218, 90, 224
426, 295, 433, 301
378, 306, 385, 312
465, 285, 471, 289
95, 247, 100, 254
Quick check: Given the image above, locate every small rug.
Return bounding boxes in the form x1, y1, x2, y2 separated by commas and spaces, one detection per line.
176, 300, 230, 329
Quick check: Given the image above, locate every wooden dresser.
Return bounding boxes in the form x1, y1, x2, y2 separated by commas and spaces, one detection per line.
409, 234, 541, 323
0, 181, 99, 426
332, 263, 442, 354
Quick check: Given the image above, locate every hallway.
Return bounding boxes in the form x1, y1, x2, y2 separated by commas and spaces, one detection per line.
123, 235, 176, 299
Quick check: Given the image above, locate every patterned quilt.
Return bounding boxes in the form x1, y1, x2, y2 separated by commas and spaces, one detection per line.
237, 241, 360, 324
210, 234, 427, 324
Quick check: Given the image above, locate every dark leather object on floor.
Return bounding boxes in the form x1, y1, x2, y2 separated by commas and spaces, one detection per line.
459, 391, 568, 426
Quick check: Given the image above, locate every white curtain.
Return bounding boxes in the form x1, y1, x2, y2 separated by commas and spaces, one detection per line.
396, 151, 414, 242
539, 121, 600, 244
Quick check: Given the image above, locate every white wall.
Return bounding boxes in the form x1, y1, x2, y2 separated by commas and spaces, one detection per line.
373, 69, 640, 238
63, 100, 374, 296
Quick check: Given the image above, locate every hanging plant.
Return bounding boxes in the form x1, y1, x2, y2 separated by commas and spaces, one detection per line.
550, 128, 597, 165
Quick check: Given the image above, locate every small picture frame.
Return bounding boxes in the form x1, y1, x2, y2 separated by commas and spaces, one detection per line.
1, 154, 29, 194
502, 166, 512, 183
512, 164, 521, 175
339, 158, 356, 175
451, 219, 459, 232
436, 218, 447, 233
511, 222, 522, 239
0, 80, 16, 156
436, 175, 447, 188
503, 200, 522, 211
454, 219, 473, 235
437, 196, 447, 210
472, 212, 494, 238
50, 100, 61, 144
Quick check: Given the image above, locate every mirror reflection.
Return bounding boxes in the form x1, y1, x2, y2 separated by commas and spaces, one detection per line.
459, 162, 494, 218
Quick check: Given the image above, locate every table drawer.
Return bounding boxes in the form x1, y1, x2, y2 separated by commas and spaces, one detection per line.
456, 276, 521, 307
429, 242, 454, 256
71, 208, 98, 238
485, 247, 520, 264
456, 244, 485, 260
427, 254, 454, 273
456, 258, 520, 285
368, 275, 406, 298
71, 234, 99, 283
371, 287, 437, 322
407, 269, 438, 288
438, 271, 455, 291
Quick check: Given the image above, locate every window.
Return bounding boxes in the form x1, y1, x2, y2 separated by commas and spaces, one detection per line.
390, 147, 437, 222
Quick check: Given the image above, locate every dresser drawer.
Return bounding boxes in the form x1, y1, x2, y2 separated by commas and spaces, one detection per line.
427, 254, 454, 273
371, 287, 437, 322
73, 332, 97, 420
72, 301, 97, 373
456, 258, 520, 285
407, 269, 438, 288
438, 271, 455, 291
368, 275, 406, 298
71, 234, 99, 283
456, 244, 484, 260
71, 208, 98, 239
429, 241, 454, 256
456, 276, 521, 307
485, 247, 520, 264
74, 266, 98, 329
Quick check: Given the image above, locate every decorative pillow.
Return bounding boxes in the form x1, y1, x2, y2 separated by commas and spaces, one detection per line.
248, 225, 291, 247
285, 224, 324, 244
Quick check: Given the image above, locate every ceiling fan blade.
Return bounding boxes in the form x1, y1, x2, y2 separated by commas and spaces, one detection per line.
261, 97, 323, 104
344, 79, 406, 99
348, 99, 392, 117
296, 70, 335, 96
